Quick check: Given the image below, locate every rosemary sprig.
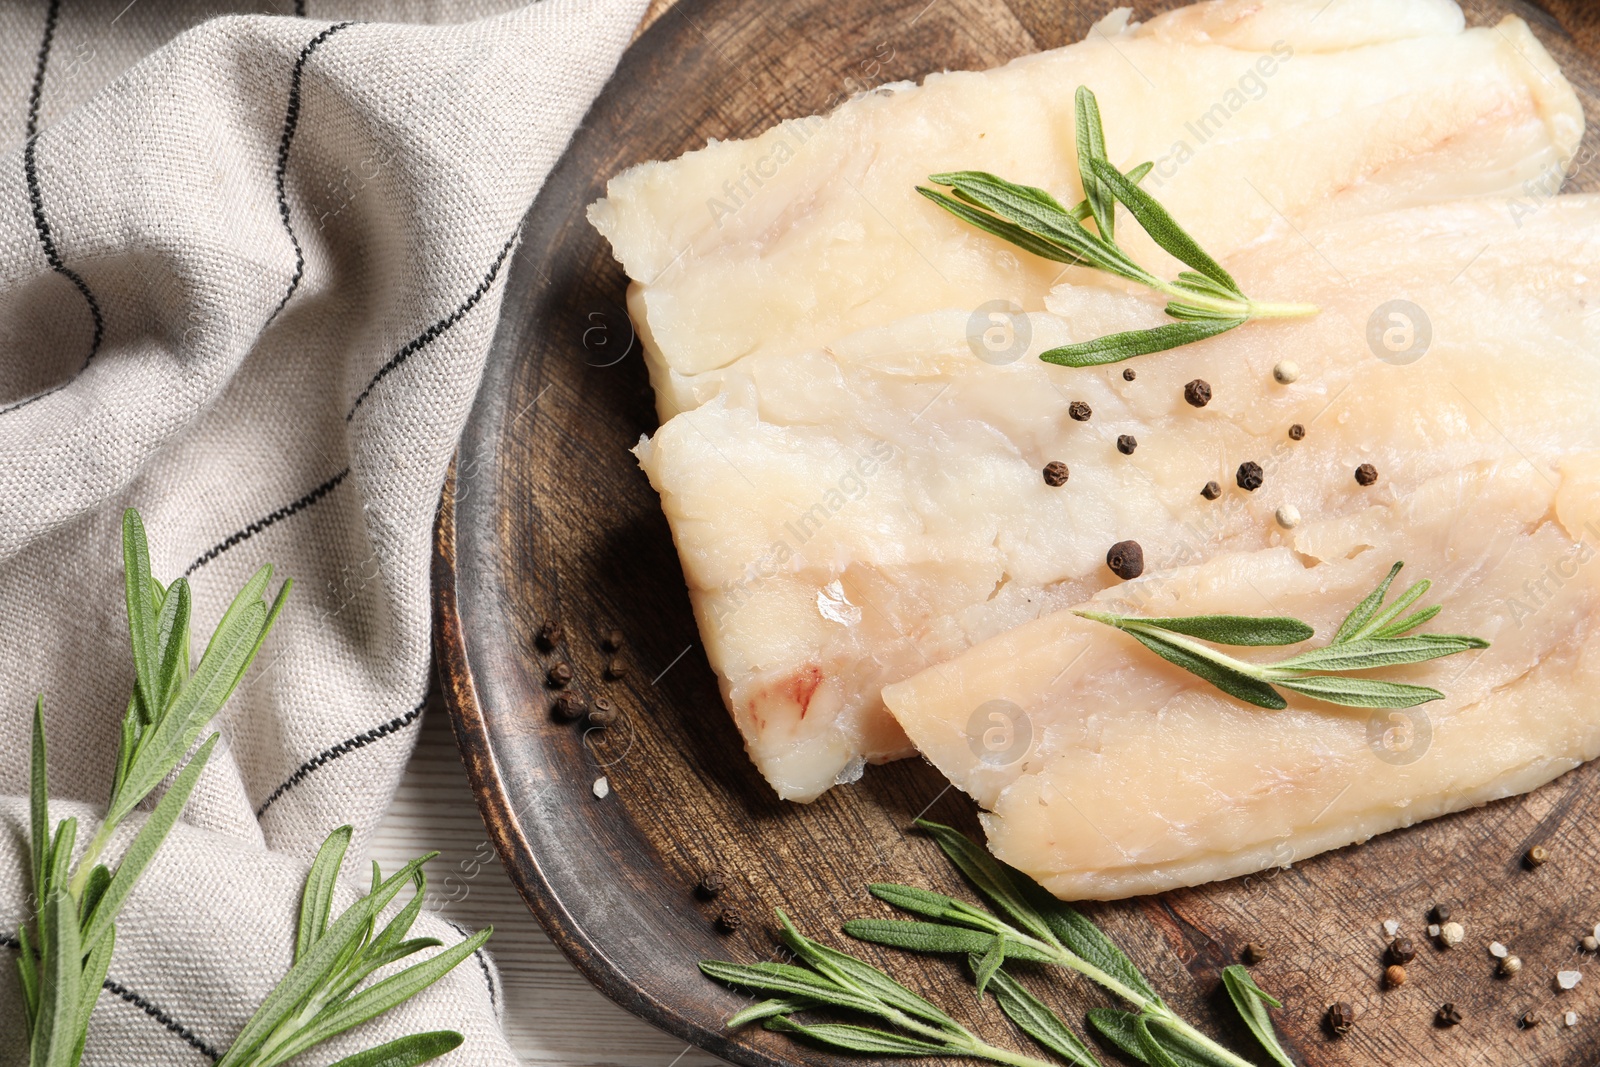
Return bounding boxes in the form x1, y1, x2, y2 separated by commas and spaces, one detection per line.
1075, 561, 1489, 709
847, 822, 1274, 1067
702, 909, 1092, 1066
215, 827, 491, 1067
919, 86, 1317, 365
18, 509, 479, 1067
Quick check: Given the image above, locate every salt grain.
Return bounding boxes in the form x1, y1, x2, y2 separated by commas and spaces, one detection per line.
1490, 942, 1509, 959
593, 776, 610, 799
1428, 923, 1441, 938
1566, 1012, 1579, 1028
1440, 921, 1464, 947
1558, 970, 1583, 990
1383, 920, 1400, 937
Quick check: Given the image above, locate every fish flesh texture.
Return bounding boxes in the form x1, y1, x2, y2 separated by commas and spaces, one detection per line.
593, 0, 1584, 803
881, 196, 1600, 897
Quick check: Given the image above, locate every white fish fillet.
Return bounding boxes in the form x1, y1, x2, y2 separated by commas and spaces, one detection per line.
593, 0, 1585, 803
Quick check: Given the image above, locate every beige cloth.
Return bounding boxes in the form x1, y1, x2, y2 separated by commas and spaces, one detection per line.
0, 0, 644, 1062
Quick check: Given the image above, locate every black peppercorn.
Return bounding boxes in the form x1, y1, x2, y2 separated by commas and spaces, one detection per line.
1520, 1010, 1542, 1029
1043, 461, 1070, 487
1327, 1002, 1356, 1036
536, 620, 563, 650
1355, 463, 1378, 487
715, 908, 743, 933
604, 656, 627, 680
1237, 461, 1264, 491
1388, 936, 1417, 965
1117, 435, 1137, 455
1184, 379, 1212, 407
587, 697, 619, 727
551, 694, 585, 722
1107, 540, 1144, 581
1429, 903, 1453, 924
1201, 481, 1222, 500
1122, 368, 1136, 381
1288, 423, 1305, 441
546, 662, 573, 688
696, 868, 727, 899
602, 628, 625, 651
1242, 943, 1267, 965
1069, 401, 1092, 422
1436, 1003, 1463, 1028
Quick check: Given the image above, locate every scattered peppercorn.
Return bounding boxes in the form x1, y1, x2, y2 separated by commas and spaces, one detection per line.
602, 628, 625, 652
1389, 936, 1417, 965
1430, 903, 1453, 923
1243, 943, 1268, 965
546, 662, 573, 688
696, 869, 727, 899
1237, 461, 1264, 491
1107, 540, 1145, 581
604, 656, 627, 680
1273, 360, 1301, 384
1583, 935, 1599, 952
587, 697, 619, 727
1069, 401, 1092, 422
1436, 1003, 1463, 1028
1385, 965, 1408, 988
1117, 434, 1138, 455
536, 620, 563, 650
1201, 480, 1222, 500
715, 908, 743, 933
1500, 956, 1523, 977
1288, 423, 1305, 441
1184, 379, 1213, 408
1043, 461, 1070, 487
1521, 1010, 1542, 1029
1275, 504, 1301, 530
1526, 844, 1550, 868
1355, 463, 1379, 487
551, 694, 585, 722
1122, 368, 1137, 382
1327, 1002, 1356, 1036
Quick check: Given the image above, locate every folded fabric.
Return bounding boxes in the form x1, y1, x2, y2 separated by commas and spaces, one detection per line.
0, 1, 644, 1062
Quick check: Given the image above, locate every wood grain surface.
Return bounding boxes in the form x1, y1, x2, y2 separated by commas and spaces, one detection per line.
434, 3, 1600, 1066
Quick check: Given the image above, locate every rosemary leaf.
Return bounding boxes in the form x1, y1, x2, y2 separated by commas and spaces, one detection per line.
1270, 634, 1487, 673
1220, 965, 1294, 1067
1086, 1009, 1149, 1065
1085, 613, 1312, 648
1116, 626, 1287, 710
1331, 561, 1403, 643
1273, 674, 1444, 708
1014, 884, 1160, 1006
29, 697, 49, 929
776, 910, 964, 1033
985, 967, 1102, 1067
298, 826, 354, 962
36, 889, 82, 1067
122, 509, 161, 722
1039, 320, 1243, 368
973, 935, 1007, 997
765, 1016, 954, 1057
1087, 158, 1238, 293
324, 1032, 464, 1067
844, 919, 1054, 962
726, 998, 817, 1028
918, 186, 1087, 266
912, 819, 1058, 947
1074, 86, 1115, 241
1370, 603, 1442, 639
699, 960, 885, 1016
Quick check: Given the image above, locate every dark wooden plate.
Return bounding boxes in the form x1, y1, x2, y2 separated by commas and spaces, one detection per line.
433, 2, 1600, 1065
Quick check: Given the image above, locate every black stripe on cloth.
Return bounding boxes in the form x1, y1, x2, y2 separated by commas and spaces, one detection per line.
25, 0, 59, 140
267, 20, 356, 324
345, 227, 520, 421
444, 918, 500, 1013
1, 934, 219, 1061
183, 467, 349, 577
104, 979, 223, 1062
256, 697, 426, 817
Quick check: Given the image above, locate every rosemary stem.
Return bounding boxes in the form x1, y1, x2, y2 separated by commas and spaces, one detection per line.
1155, 1013, 1262, 1067
67, 820, 116, 898
1245, 299, 1320, 319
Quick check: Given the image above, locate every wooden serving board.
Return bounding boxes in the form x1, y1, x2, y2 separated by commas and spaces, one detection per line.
433, 3, 1600, 1065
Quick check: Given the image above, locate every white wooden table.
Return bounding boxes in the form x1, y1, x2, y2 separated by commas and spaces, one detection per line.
369, 699, 728, 1067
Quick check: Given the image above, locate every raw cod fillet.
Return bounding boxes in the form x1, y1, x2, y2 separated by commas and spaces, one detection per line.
591, 0, 1586, 804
